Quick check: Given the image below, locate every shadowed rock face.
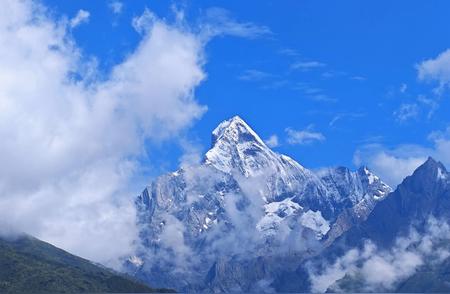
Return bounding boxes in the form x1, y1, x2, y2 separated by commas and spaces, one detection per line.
340, 157, 450, 248
128, 116, 391, 292
316, 157, 450, 293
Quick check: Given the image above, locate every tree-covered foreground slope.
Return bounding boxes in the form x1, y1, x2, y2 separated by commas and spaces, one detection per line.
0, 234, 172, 293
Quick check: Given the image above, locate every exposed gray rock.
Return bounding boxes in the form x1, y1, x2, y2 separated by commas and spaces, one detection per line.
128, 116, 391, 291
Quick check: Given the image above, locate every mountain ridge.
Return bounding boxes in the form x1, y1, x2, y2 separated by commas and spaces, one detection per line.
129, 116, 392, 291
318, 156, 450, 292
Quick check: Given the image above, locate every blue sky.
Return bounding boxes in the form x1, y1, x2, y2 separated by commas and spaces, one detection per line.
41, 0, 450, 181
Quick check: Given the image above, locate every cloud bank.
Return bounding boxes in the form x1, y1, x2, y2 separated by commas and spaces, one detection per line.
308, 217, 450, 292
0, 0, 207, 268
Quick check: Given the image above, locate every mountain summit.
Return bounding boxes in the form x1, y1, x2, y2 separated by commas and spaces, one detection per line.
129, 116, 391, 292
210, 115, 266, 148
320, 157, 450, 292
344, 156, 450, 247
205, 115, 295, 177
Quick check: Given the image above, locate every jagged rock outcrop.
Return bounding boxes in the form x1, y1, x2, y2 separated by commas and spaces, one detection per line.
128, 116, 391, 291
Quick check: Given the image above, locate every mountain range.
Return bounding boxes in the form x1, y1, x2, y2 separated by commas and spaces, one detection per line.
3, 116, 446, 292
125, 116, 450, 292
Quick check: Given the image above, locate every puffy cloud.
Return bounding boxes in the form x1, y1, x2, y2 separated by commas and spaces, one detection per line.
353, 144, 429, 187
265, 134, 279, 148
70, 9, 90, 28
285, 126, 325, 145
354, 125, 450, 187
0, 0, 206, 268
417, 49, 450, 93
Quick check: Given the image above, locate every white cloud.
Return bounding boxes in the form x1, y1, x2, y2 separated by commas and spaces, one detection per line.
428, 126, 450, 164
278, 48, 299, 57
400, 83, 407, 93
329, 112, 365, 127
353, 127, 450, 186
393, 103, 419, 122
70, 9, 90, 28
353, 144, 429, 187
199, 7, 271, 40
0, 0, 206, 268
417, 95, 439, 119
178, 139, 204, 168
109, 1, 123, 15
131, 8, 156, 35
291, 61, 326, 71
238, 69, 273, 81
265, 134, 279, 148
285, 126, 325, 145
350, 76, 366, 81
309, 217, 450, 292
417, 49, 450, 93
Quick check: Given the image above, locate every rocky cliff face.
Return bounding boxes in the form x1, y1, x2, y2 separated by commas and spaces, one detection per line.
314, 157, 450, 293
128, 116, 391, 291
340, 157, 450, 248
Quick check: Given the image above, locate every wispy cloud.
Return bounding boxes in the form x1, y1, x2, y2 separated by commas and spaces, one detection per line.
293, 83, 337, 103
329, 112, 365, 127
200, 7, 272, 40
70, 9, 90, 28
257, 80, 289, 91
350, 75, 366, 81
309, 94, 336, 102
291, 61, 326, 71
285, 126, 325, 145
417, 95, 439, 118
393, 103, 419, 122
132, 8, 156, 34
278, 48, 300, 57
238, 69, 274, 81
109, 1, 123, 15
400, 83, 408, 93
321, 70, 346, 79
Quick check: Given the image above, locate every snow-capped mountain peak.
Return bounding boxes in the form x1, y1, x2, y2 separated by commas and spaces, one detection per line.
211, 115, 266, 148
131, 116, 393, 291
204, 116, 286, 177
404, 156, 448, 185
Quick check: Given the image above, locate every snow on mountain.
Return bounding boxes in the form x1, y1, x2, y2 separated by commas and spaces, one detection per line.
300, 210, 330, 239
256, 197, 302, 233
313, 157, 450, 293
129, 116, 392, 291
